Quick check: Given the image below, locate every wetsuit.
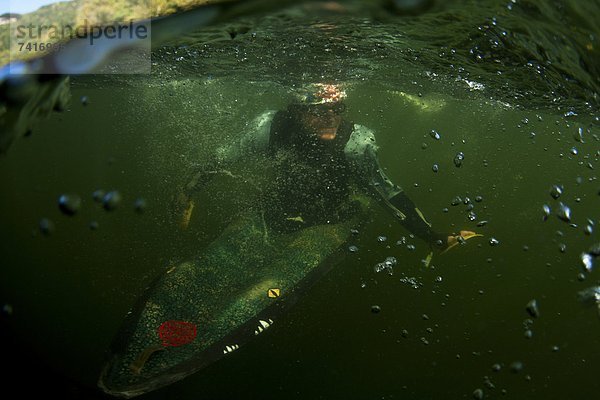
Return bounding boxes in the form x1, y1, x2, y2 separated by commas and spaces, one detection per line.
194, 107, 444, 245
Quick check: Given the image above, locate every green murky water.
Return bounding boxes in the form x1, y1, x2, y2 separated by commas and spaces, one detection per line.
1, 0, 599, 399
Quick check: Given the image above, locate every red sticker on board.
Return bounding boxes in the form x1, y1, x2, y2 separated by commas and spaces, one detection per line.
158, 320, 197, 347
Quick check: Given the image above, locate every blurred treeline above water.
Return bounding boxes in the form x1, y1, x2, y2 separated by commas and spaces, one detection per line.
1, 0, 221, 65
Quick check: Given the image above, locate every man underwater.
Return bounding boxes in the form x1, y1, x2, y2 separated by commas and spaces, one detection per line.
98, 83, 479, 397
179, 83, 474, 249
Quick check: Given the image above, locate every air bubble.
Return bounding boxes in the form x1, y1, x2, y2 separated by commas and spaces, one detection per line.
1, 303, 13, 317
39, 218, 55, 236
559, 243, 567, 253
134, 197, 147, 213
556, 202, 571, 222
550, 185, 563, 199
510, 361, 524, 373
580, 252, 593, 272
483, 377, 495, 390
92, 189, 105, 203
526, 299, 539, 318
102, 191, 122, 211
385, 256, 397, 265
453, 152, 464, 167
574, 127, 584, 143
542, 204, 551, 221
58, 194, 82, 216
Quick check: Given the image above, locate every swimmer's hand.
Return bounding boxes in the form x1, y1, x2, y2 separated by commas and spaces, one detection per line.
170, 166, 217, 230
170, 191, 195, 230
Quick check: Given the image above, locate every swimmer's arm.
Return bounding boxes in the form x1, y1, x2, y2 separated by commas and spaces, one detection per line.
345, 125, 445, 247
174, 110, 275, 228
186, 110, 275, 191
214, 110, 275, 164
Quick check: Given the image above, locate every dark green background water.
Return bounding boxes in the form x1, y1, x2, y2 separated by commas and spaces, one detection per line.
1, 0, 599, 399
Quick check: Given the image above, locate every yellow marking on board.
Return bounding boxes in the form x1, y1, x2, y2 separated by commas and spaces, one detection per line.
239, 280, 277, 302
286, 216, 305, 223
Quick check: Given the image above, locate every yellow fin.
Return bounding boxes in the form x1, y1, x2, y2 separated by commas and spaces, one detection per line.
415, 207, 432, 227
440, 231, 484, 255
